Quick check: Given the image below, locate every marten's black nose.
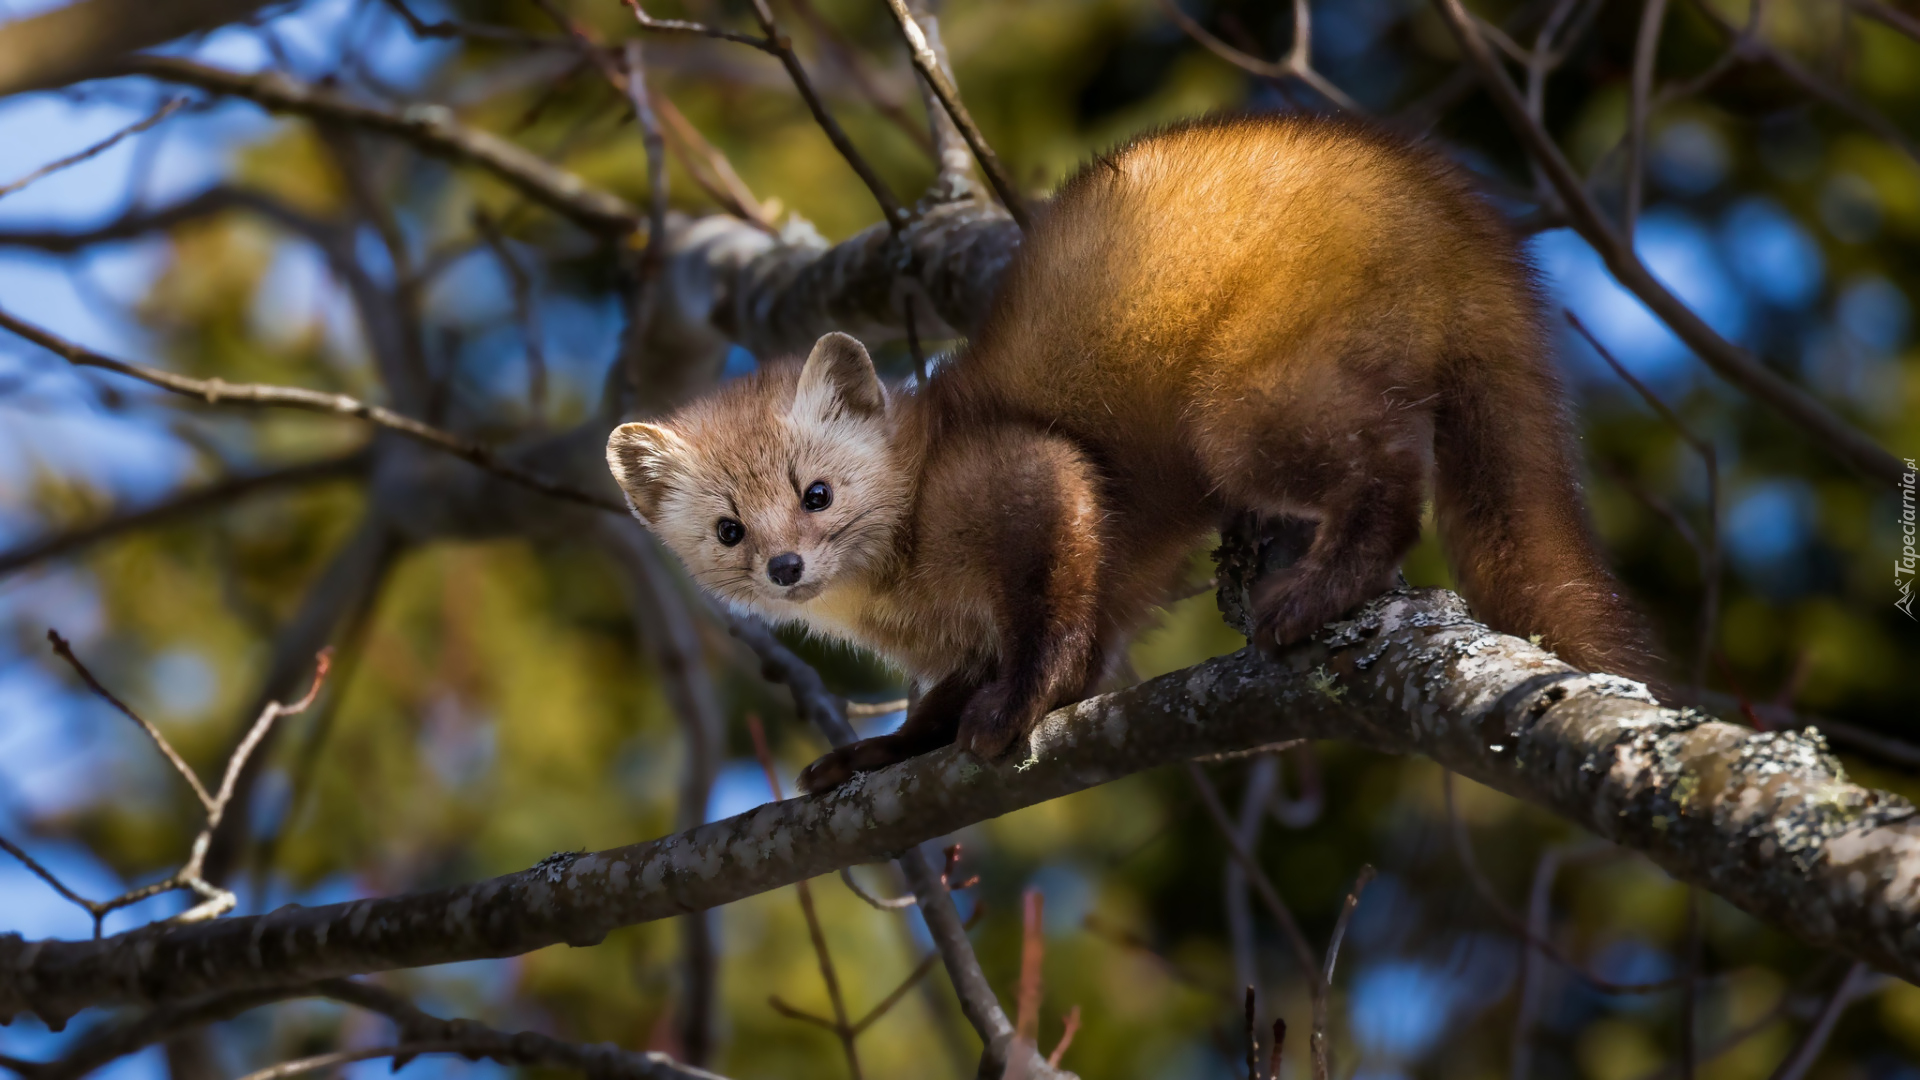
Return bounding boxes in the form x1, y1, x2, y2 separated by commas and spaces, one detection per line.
768, 552, 805, 587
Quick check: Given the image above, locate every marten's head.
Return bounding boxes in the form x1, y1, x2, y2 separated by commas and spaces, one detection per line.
607, 333, 910, 615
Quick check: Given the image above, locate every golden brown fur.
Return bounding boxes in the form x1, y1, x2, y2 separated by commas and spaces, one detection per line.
609, 113, 1657, 792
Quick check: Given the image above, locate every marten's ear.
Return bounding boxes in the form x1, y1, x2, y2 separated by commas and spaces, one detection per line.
796, 332, 885, 420
606, 421, 686, 522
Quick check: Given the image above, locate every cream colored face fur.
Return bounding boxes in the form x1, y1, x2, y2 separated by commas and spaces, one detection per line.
607, 333, 910, 623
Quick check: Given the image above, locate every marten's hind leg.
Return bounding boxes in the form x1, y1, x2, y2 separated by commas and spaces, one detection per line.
1196, 363, 1430, 653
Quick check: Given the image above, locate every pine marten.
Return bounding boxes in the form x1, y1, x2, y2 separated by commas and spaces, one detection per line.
608, 114, 1657, 792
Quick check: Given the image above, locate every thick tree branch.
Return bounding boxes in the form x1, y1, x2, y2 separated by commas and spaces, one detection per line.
5, 585, 1915, 1027
111, 58, 642, 234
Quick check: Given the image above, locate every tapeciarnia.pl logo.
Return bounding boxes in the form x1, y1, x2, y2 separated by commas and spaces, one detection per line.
1900, 457, 1918, 620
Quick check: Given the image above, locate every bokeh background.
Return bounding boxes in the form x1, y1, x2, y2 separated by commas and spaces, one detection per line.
1, 0, 1918, 1077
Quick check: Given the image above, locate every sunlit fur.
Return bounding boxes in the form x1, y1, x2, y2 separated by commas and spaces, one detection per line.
611, 113, 1660, 791
608, 340, 913, 640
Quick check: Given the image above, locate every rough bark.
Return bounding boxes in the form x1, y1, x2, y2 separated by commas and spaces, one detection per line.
5, 584, 1915, 1029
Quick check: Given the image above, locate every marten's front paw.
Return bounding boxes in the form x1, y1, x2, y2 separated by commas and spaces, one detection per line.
956, 682, 1044, 761
1252, 572, 1327, 655
797, 734, 918, 794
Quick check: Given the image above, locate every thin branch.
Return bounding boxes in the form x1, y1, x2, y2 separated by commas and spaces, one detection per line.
0, 97, 189, 201
655, 95, 777, 231
622, 0, 905, 229
786, 0, 936, 156
471, 210, 547, 420
622, 39, 672, 393
1321, 865, 1375, 986
846, 699, 910, 719
0, 451, 370, 578
380, 0, 576, 49
1187, 762, 1328, 1080
1567, 311, 1721, 691
1006, 889, 1045, 1080
0, 308, 626, 514
1155, 0, 1362, 113
1689, 0, 1920, 167
1442, 772, 1682, 994
0, 836, 96, 914
113, 57, 641, 233
47, 629, 214, 811
719, 606, 859, 746
1624, 0, 1673, 233
1846, 0, 1920, 43
1428, 0, 1903, 486
1680, 889, 1701, 1080
620, 1, 780, 52
22, 641, 329, 936
1765, 962, 1869, 1080
315, 979, 730, 1079
879, 0, 1031, 230
746, 714, 862, 1080
1510, 840, 1612, 1079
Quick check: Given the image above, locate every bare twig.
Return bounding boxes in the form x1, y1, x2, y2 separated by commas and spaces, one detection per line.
1680, 889, 1701, 1080
1625, 0, 1673, 233
1006, 889, 1046, 1080
879, 0, 1031, 230
1155, 0, 1362, 113
0, 97, 189, 201
47, 630, 215, 811
27, 639, 330, 936
623, 0, 905, 229
0, 837, 96, 914
0, 308, 626, 514
1847, 0, 1920, 43
1244, 986, 1260, 1080
621, 39, 672, 392
1442, 772, 1682, 994
1322, 865, 1375, 986
380, 0, 575, 49
0, 451, 370, 578
113, 57, 640, 232
1688, 0, 1920, 167
747, 714, 862, 1080
1187, 762, 1328, 1080
846, 698, 910, 719
1510, 839, 1612, 1079
1568, 311, 1721, 690
655, 96, 777, 230
1766, 962, 1870, 1080
787, 0, 936, 155
1429, 0, 1902, 486
471, 210, 547, 420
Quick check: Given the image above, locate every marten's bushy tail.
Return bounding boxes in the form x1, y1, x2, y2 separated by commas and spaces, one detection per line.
1432, 328, 1664, 690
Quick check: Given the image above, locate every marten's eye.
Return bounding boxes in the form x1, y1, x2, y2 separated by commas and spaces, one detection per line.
716, 518, 745, 546
802, 481, 833, 512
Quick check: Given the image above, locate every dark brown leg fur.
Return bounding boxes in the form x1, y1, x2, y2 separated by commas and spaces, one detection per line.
954, 430, 1108, 761
796, 670, 985, 794
1196, 357, 1430, 652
